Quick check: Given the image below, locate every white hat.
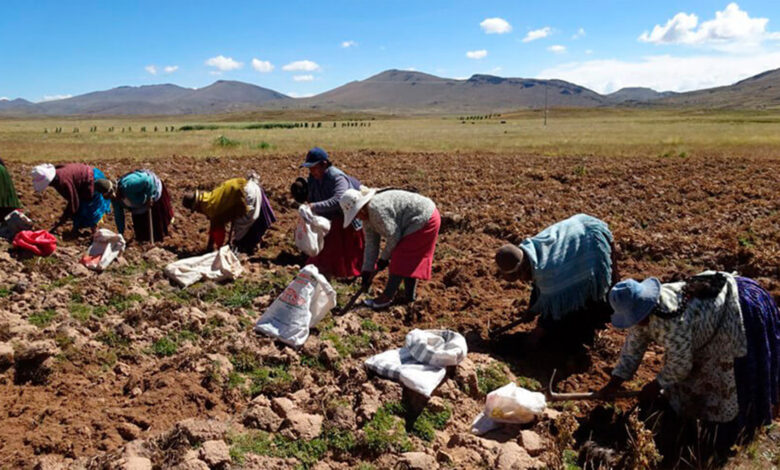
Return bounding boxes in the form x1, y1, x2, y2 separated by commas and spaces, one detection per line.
339, 188, 375, 228
31, 164, 56, 192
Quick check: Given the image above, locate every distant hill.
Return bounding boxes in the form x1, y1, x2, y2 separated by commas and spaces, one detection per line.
657, 67, 780, 109
0, 98, 36, 112
297, 69, 605, 112
4, 67, 780, 115
607, 87, 677, 104
1, 81, 291, 115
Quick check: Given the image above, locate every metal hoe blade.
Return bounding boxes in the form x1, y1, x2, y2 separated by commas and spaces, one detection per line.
546, 369, 640, 402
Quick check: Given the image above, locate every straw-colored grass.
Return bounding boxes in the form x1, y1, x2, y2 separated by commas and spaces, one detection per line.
2, 108, 780, 162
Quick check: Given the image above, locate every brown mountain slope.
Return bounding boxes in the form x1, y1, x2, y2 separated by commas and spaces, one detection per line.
658, 67, 780, 109
296, 69, 606, 112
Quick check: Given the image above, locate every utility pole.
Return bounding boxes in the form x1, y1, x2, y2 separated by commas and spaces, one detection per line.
544, 84, 548, 127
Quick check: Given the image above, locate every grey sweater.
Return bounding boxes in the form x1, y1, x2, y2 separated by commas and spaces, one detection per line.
362, 190, 436, 272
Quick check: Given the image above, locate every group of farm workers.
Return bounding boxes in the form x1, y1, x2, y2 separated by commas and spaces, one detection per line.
1, 149, 778, 457
494, 213, 778, 454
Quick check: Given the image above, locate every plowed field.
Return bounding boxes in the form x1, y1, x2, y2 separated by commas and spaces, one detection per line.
1, 151, 778, 469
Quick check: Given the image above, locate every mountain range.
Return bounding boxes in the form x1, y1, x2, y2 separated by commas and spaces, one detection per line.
2, 67, 780, 115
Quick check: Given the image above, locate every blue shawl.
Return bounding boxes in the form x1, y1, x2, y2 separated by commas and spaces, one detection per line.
520, 214, 613, 321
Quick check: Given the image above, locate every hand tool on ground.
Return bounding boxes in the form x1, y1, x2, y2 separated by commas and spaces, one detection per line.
148, 207, 155, 244
546, 369, 641, 402
335, 272, 376, 315
488, 310, 536, 337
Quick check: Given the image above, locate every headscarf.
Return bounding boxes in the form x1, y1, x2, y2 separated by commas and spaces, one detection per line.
31, 164, 56, 192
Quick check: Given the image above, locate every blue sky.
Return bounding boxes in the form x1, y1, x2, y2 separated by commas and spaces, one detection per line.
2, 1, 780, 101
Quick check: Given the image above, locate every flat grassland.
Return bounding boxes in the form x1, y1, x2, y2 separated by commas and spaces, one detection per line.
2, 108, 780, 162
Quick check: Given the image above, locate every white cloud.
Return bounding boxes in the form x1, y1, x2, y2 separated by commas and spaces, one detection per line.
466, 49, 488, 59
573, 28, 586, 39
287, 92, 315, 98
293, 74, 314, 82
40, 94, 72, 102
209, 71, 222, 76
341, 40, 357, 48
523, 27, 552, 42
480, 17, 512, 34
145, 65, 158, 75
282, 60, 321, 72
164, 65, 179, 74
548, 45, 567, 54
537, 51, 780, 93
585, 49, 594, 55
639, 3, 778, 49
252, 59, 274, 73
404, 67, 417, 71
205, 55, 243, 71
491, 66, 503, 74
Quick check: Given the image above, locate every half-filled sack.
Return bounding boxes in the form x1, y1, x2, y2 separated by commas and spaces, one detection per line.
295, 205, 331, 257
254, 264, 337, 347
80, 229, 126, 271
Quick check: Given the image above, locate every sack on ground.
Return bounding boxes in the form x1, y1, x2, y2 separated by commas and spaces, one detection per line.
254, 264, 337, 347
295, 205, 331, 257
164, 245, 244, 288
0, 210, 34, 241
80, 229, 126, 271
12, 230, 57, 257
365, 329, 468, 397
471, 383, 547, 435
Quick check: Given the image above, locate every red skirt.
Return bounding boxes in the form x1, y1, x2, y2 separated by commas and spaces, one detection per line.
389, 208, 440, 280
308, 216, 364, 278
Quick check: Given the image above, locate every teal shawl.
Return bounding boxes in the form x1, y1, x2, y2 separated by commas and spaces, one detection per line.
520, 214, 613, 321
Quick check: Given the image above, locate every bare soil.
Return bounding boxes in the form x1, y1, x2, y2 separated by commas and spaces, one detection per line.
0, 152, 778, 468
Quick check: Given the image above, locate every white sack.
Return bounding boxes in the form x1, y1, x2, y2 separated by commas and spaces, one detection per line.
404, 329, 468, 367
471, 383, 547, 435
164, 245, 244, 288
254, 264, 337, 347
81, 229, 126, 271
295, 205, 331, 257
365, 348, 447, 397
365, 329, 468, 397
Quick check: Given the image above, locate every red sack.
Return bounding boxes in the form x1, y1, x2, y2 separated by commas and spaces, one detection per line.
13, 230, 57, 257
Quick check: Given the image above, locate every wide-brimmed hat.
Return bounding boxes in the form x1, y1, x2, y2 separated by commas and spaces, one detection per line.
31, 164, 56, 192
609, 278, 661, 329
300, 147, 329, 168
339, 188, 375, 228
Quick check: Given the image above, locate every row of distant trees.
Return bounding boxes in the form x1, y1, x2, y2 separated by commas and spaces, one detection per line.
43, 121, 373, 133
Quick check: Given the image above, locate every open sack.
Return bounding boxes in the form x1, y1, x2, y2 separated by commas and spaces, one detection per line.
295, 205, 331, 257
365, 329, 468, 397
254, 264, 337, 347
164, 245, 244, 288
80, 229, 126, 271
471, 383, 547, 435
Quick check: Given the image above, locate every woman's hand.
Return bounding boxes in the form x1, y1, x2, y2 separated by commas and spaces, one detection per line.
596, 376, 625, 400
638, 379, 662, 404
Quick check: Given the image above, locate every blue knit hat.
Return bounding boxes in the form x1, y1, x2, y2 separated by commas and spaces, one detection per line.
609, 278, 661, 329
300, 147, 329, 168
